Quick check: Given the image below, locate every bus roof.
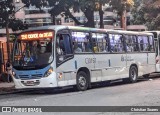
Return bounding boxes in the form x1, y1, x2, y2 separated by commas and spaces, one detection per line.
145, 31, 160, 34
144, 31, 160, 39
20, 25, 153, 36
21, 25, 110, 33
106, 29, 153, 36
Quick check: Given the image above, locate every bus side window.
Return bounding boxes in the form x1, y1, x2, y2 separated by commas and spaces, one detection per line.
56, 34, 66, 55
62, 34, 72, 54
109, 34, 124, 53
125, 35, 136, 52
92, 33, 108, 53
138, 36, 150, 52
149, 36, 155, 52
138, 36, 144, 52
56, 33, 72, 62
72, 32, 91, 53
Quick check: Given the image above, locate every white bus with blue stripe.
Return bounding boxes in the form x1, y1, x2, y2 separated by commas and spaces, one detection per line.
12, 26, 156, 91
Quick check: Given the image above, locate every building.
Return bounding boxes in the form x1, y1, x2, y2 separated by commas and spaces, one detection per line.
0, 0, 147, 73
12, 0, 147, 30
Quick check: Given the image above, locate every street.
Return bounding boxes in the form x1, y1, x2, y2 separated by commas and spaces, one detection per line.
0, 76, 160, 114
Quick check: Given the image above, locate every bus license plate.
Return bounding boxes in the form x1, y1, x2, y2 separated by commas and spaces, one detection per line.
26, 81, 34, 85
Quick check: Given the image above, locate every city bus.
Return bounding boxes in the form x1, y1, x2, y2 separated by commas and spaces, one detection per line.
145, 31, 160, 72
11, 26, 156, 91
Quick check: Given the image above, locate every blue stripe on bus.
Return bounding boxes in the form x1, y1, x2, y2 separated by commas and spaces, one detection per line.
75, 60, 77, 69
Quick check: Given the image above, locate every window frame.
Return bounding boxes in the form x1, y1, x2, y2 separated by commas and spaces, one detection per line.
108, 33, 125, 54
124, 34, 139, 53
91, 32, 109, 53
137, 35, 151, 52
71, 30, 93, 54
56, 29, 74, 66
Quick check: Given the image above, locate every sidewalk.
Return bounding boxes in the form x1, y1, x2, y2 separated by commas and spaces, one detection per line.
0, 82, 15, 94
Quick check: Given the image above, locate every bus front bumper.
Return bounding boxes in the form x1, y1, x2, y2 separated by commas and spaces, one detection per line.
12, 72, 58, 89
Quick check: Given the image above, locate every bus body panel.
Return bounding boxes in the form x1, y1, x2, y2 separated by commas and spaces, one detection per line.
56, 58, 77, 87
156, 64, 160, 72
12, 65, 58, 89
12, 71, 57, 89
56, 54, 94, 86
93, 53, 128, 81
145, 31, 160, 72
126, 53, 155, 76
12, 26, 156, 90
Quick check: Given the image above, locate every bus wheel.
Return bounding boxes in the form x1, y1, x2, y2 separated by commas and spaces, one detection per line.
76, 71, 88, 91
129, 66, 138, 83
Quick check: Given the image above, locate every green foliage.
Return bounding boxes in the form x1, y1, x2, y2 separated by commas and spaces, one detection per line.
9, 19, 28, 31
22, 0, 111, 27
110, 0, 134, 15
130, 0, 145, 25
131, 0, 160, 30
0, 0, 15, 22
143, 0, 160, 30
0, 0, 28, 31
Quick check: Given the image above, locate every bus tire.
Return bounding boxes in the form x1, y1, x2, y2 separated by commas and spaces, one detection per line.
129, 66, 138, 83
76, 71, 89, 91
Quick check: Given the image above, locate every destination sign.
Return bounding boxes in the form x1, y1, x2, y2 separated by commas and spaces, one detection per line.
20, 31, 54, 40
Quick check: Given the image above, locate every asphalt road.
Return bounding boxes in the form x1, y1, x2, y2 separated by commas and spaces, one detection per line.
0, 75, 160, 115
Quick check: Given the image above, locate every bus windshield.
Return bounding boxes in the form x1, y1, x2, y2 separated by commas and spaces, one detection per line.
13, 31, 54, 69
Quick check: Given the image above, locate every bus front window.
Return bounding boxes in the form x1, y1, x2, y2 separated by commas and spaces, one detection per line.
13, 31, 54, 69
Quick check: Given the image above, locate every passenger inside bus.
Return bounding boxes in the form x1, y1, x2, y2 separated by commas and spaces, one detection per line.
126, 44, 132, 52
56, 34, 66, 55
46, 39, 52, 52
92, 38, 98, 52
59, 39, 65, 54
140, 39, 144, 51
74, 42, 82, 53
84, 35, 92, 52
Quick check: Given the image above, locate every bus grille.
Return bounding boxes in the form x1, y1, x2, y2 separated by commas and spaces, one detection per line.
19, 74, 43, 80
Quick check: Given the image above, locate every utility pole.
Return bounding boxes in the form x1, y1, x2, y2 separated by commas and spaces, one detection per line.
6, 16, 10, 62
124, 3, 127, 30
121, 0, 127, 30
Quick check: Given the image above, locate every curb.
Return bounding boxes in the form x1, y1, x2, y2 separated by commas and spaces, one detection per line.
0, 86, 17, 95
0, 87, 37, 95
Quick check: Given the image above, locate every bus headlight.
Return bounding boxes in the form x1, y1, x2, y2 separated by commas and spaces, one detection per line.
44, 67, 53, 77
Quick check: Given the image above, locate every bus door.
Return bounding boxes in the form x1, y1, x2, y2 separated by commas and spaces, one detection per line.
147, 35, 156, 73
56, 30, 75, 87
155, 34, 160, 72
125, 35, 138, 71
71, 31, 95, 82
108, 34, 127, 80
91, 33, 106, 82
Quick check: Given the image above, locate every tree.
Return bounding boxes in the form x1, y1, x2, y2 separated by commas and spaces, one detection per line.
94, 0, 110, 28
22, 0, 111, 28
110, 0, 134, 29
131, 0, 160, 30
22, 0, 58, 25
50, 0, 96, 27
143, 0, 160, 30
72, 0, 95, 27
65, 0, 109, 28
0, 0, 28, 61
130, 0, 145, 25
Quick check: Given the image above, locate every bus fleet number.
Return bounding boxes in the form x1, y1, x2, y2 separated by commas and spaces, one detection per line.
85, 58, 96, 64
